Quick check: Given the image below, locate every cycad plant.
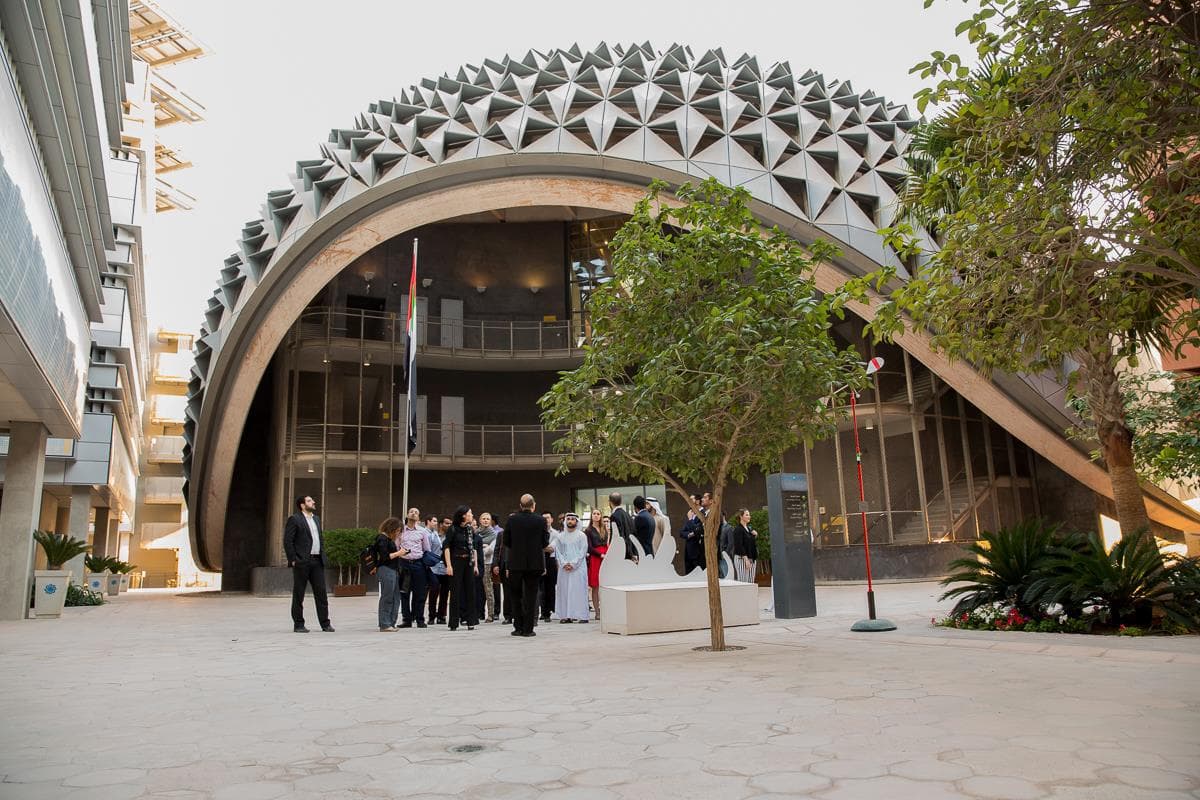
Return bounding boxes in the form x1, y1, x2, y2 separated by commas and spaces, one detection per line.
939, 520, 1061, 617
1029, 531, 1200, 630
84, 554, 118, 573
32, 530, 90, 570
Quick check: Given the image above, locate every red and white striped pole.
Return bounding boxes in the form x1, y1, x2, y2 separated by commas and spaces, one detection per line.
851, 356, 895, 632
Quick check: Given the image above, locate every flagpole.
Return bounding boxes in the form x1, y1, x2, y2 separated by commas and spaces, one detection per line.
401, 237, 418, 516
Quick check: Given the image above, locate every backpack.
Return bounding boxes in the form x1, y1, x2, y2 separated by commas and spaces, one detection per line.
359, 540, 380, 576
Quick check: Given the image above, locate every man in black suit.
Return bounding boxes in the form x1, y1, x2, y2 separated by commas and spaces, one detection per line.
283, 495, 334, 633
632, 495, 655, 559
501, 493, 550, 637
607, 491, 636, 561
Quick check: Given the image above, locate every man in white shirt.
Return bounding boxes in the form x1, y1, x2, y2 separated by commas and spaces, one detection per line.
282, 495, 334, 633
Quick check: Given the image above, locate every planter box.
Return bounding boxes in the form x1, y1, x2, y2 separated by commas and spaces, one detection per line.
86, 571, 109, 594
33, 570, 71, 618
105, 573, 121, 597
119, 574, 130, 593
333, 584, 366, 597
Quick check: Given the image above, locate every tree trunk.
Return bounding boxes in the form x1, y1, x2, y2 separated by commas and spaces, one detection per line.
702, 498, 726, 650
1079, 341, 1153, 544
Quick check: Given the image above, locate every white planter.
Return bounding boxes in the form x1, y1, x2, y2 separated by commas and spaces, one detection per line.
118, 574, 129, 593
33, 570, 71, 618
86, 571, 109, 594
105, 573, 121, 597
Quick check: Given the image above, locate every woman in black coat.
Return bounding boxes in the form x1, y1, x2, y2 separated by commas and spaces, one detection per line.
731, 508, 758, 583
442, 505, 479, 631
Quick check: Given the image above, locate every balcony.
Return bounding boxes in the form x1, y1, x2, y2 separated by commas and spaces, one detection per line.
147, 435, 185, 463
291, 307, 584, 371
290, 422, 585, 470
143, 475, 186, 504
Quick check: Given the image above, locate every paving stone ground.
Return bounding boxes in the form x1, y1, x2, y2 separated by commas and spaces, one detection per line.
1, 582, 1197, 799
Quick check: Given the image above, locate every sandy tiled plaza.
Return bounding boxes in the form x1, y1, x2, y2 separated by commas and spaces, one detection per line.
1, 583, 1197, 799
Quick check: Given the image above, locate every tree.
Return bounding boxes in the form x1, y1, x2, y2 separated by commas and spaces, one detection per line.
862, 0, 1200, 543
1073, 371, 1200, 492
540, 179, 867, 650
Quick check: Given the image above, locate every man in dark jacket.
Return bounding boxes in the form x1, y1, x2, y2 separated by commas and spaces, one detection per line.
282, 495, 334, 633
681, 493, 706, 574
632, 496, 655, 558
502, 494, 550, 637
607, 492, 636, 561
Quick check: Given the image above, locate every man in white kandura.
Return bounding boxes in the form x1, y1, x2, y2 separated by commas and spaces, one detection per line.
553, 512, 590, 623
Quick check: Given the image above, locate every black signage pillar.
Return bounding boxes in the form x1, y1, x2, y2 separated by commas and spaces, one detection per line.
766, 472, 817, 618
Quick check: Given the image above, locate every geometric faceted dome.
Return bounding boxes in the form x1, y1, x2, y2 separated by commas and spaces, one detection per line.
182, 42, 931, 500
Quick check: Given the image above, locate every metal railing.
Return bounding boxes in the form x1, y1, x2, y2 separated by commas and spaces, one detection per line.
293, 307, 582, 357
291, 422, 573, 461
147, 435, 185, 462
143, 476, 186, 504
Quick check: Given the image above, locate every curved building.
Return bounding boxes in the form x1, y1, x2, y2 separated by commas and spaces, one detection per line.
183, 43, 1199, 589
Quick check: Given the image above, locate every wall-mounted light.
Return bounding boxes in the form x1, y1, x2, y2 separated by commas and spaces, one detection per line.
363, 270, 376, 293
361, 465, 369, 475
307, 463, 314, 474
475, 285, 487, 294
865, 421, 875, 431
421, 277, 434, 289
363, 353, 372, 367
529, 286, 541, 295
321, 352, 330, 364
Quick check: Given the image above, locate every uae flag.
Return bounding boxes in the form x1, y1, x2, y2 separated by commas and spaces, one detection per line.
403, 243, 418, 454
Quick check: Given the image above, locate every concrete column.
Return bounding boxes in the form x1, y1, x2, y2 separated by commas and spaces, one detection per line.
0, 422, 48, 621
92, 507, 111, 557
267, 354, 288, 566
66, 486, 91, 585
55, 504, 70, 534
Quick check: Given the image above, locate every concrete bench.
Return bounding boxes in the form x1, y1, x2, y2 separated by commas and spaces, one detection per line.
599, 580, 760, 635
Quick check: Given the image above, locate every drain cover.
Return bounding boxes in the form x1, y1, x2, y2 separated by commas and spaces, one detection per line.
450, 744, 485, 754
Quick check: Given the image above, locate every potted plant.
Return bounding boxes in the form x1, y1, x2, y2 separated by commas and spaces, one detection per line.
324, 528, 377, 597
114, 561, 137, 592
103, 560, 124, 596
83, 554, 110, 594
32, 531, 89, 619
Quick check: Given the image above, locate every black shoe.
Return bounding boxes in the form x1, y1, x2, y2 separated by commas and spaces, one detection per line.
398, 622, 413, 628
503, 618, 513, 625
436, 617, 446, 624
539, 616, 551, 622
448, 626, 458, 631
294, 626, 310, 633
511, 630, 523, 636
522, 631, 537, 637
467, 625, 475, 631
416, 621, 427, 629
321, 625, 335, 632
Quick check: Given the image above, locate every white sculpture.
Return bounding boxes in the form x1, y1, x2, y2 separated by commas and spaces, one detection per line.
599, 521, 733, 588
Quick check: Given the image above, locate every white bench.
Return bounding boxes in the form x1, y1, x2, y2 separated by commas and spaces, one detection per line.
599, 580, 760, 635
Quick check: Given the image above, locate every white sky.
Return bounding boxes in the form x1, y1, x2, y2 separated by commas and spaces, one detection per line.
148, 0, 975, 336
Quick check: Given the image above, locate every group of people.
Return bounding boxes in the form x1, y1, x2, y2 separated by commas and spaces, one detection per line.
282, 489, 759, 636
679, 492, 761, 581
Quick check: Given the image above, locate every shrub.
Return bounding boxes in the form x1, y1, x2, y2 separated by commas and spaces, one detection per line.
1029, 531, 1200, 631
750, 509, 771, 565
33, 530, 89, 570
938, 519, 1063, 617
66, 583, 104, 607
323, 528, 377, 584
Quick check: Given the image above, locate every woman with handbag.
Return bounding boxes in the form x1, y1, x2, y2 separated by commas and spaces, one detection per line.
442, 505, 479, 631
374, 517, 409, 631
